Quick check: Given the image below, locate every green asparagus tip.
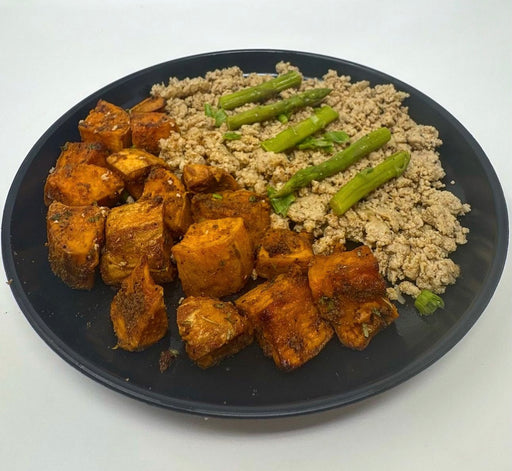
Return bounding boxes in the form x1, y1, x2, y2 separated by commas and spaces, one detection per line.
218, 70, 302, 110
414, 289, 445, 315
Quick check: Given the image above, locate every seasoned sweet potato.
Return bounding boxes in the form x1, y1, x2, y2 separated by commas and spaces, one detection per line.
100, 198, 175, 285
130, 96, 166, 113
130, 112, 177, 155
236, 270, 333, 371
43, 163, 124, 207
182, 163, 239, 193
78, 99, 131, 152
191, 190, 271, 248
171, 217, 253, 298
46, 201, 108, 289
55, 141, 109, 169
176, 296, 253, 368
106, 148, 169, 199
140, 167, 192, 237
110, 257, 168, 351
308, 245, 398, 350
255, 228, 314, 279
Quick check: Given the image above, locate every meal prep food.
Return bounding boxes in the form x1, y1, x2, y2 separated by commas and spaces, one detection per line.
43, 62, 470, 371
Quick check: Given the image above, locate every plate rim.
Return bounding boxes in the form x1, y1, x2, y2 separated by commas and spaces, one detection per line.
2, 48, 509, 418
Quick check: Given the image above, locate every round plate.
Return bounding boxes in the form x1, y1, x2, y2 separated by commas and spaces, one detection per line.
2, 49, 508, 418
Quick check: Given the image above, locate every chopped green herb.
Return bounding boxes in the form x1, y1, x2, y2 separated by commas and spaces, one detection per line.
211, 193, 223, 200
277, 113, 289, 124
318, 296, 336, 312
414, 289, 444, 315
297, 130, 349, 151
204, 103, 227, 127
362, 323, 371, 338
268, 189, 295, 216
204, 103, 214, 117
87, 214, 101, 223
324, 131, 350, 143
223, 131, 242, 141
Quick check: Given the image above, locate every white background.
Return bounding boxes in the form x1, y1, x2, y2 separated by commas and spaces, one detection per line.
1, 1, 511, 470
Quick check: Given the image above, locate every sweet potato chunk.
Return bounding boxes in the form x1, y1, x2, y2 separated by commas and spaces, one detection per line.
191, 190, 271, 248
236, 271, 333, 371
308, 245, 398, 350
46, 201, 107, 289
130, 112, 177, 155
176, 296, 253, 369
140, 167, 192, 237
182, 163, 239, 193
106, 148, 169, 199
43, 164, 124, 207
110, 258, 168, 351
255, 228, 314, 279
78, 99, 131, 152
130, 96, 166, 113
100, 198, 175, 285
171, 217, 253, 298
55, 142, 109, 169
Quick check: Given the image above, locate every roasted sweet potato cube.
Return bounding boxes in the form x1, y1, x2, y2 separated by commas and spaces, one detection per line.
106, 148, 169, 199
130, 96, 166, 113
308, 245, 398, 350
182, 163, 239, 193
44, 164, 124, 207
55, 141, 109, 169
171, 217, 253, 298
140, 167, 192, 237
235, 271, 333, 371
176, 296, 253, 369
255, 228, 314, 279
100, 198, 175, 285
191, 190, 271, 248
78, 99, 131, 152
46, 201, 108, 289
110, 257, 168, 351
130, 112, 177, 155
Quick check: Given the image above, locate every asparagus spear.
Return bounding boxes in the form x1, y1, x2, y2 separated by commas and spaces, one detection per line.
270, 127, 391, 200
329, 150, 410, 216
218, 70, 302, 110
261, 106, 339, 153
226, 88, 332, 130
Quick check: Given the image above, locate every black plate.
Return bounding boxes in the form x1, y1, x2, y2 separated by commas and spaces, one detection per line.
2, 49, 508, 418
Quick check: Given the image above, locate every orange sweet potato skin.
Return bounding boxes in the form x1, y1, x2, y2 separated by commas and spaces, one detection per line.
191, 190, 271, 248
55, 141, 109, 169
129, 96, 166, 113
176, 296, 253, 368
130, 112, 177, 155
44, 163, 124, 207
46, 201, 108, 289
236, 271, 333, 371
171, 217, 253, 298
110, 258, 168, 351
255, 228, 314, 279
106, 148, 169, 199
78, 99, 131, 152
182, 164, 239, 194
308, 245, 398, 350
100, 198, 175, 286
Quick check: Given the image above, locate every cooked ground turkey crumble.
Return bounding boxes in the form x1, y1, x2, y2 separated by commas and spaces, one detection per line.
151, 62, 470, 300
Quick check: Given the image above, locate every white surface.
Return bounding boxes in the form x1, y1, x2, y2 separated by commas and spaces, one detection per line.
1, 1, 511, 469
